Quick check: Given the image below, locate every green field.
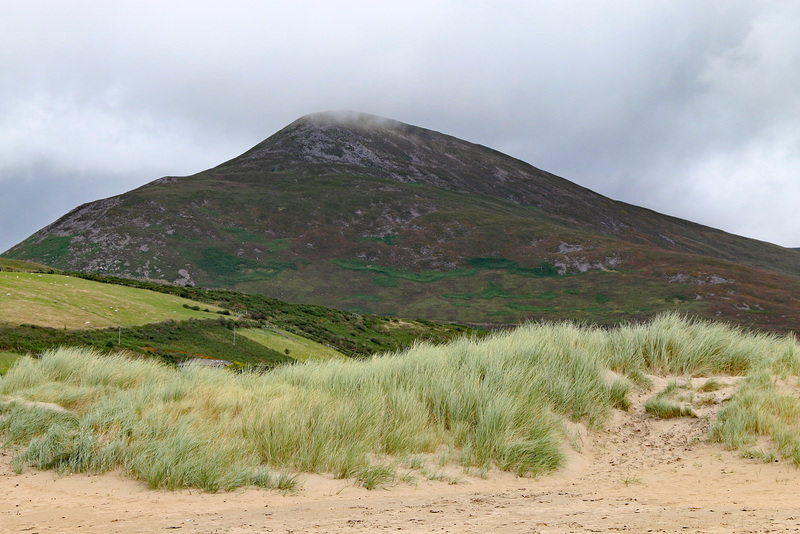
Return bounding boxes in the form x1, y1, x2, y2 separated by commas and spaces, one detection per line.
238, 327, 347, 361
0, 272, 222, 329
0, 351, 25, 375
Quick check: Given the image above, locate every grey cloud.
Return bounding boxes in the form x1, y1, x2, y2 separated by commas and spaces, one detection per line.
0, 163, 147, 254
1, 0, 799, 252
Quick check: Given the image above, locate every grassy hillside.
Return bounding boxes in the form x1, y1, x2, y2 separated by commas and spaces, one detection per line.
0, 271, 223, 329
0, 320, 291, 367
1, 314, 797, 492
238, 327, 347, 362
61, 272, 480, 357
0, 268, 474, 366
0, 258, 55, 273
10, 172, 799, 332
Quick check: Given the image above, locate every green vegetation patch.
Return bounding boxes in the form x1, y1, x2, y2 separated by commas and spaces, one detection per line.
467, 257, 519, 270
443, 281, 514, 300
0, 352, 26, 376
506, 303, 557, 313
238, 327, 347, 362
644, 381, 696, 419
266, 238, 291, 252
468, 257, 560, 277
4, 236, 72, 266
222, 226, 265, 243
371, 276, 398, 288
362, 234, 398, 245
331, 258, 478, 283
336, 257, 560, 293
197, 247, 296, 284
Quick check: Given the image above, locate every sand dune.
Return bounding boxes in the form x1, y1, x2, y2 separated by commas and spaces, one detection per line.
3, 378, 800, 533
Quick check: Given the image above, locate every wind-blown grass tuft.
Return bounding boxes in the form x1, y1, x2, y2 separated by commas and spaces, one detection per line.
355, 464, 396, 489
644, 396, 696, 419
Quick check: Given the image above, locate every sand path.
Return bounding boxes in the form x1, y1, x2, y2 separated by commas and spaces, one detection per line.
2, 378, 800, 533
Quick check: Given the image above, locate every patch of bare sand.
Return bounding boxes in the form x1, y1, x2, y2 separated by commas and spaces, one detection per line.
2, 377, 800, 534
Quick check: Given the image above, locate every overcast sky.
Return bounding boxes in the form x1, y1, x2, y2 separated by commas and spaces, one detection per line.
2, 0, 799, 253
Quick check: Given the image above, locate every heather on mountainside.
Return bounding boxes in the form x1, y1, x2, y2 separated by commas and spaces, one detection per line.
5, 113, 800, 331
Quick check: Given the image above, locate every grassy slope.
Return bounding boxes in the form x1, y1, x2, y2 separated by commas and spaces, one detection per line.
64, 272, 480, 357
0, 272, 222, 329
0, 268, 475, 366
1, 314, 797, 492
238, 327, 347, 362
0, 258, 55, 272
0, 320, 291, 368
0, 270, 320, 366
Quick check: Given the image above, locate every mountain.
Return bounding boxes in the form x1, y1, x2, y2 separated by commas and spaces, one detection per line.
5, 111, 800, 331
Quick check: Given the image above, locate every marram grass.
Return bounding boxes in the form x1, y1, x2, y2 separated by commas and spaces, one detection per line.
710, 370, 800, 465
1, 313, 798, 491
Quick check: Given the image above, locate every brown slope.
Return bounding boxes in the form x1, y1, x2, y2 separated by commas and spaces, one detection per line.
221, 111, 800, 276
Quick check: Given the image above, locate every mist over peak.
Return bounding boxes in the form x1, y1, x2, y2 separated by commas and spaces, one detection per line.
300, 110, 401, 127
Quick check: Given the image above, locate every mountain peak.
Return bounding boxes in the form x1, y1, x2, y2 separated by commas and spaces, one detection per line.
223, 111, 609, 223
225, 110, 433, 172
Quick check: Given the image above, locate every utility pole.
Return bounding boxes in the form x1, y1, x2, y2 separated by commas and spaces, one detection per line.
233, 324, 236, 346
118, 325, 122, 346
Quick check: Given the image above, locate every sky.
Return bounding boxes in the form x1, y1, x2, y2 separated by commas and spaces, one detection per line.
2, 0, 799, 253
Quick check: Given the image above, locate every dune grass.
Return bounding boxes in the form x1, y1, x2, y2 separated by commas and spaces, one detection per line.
644, 381, 697, 419
1, 313, 798, 492
710, 369, 800, 465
